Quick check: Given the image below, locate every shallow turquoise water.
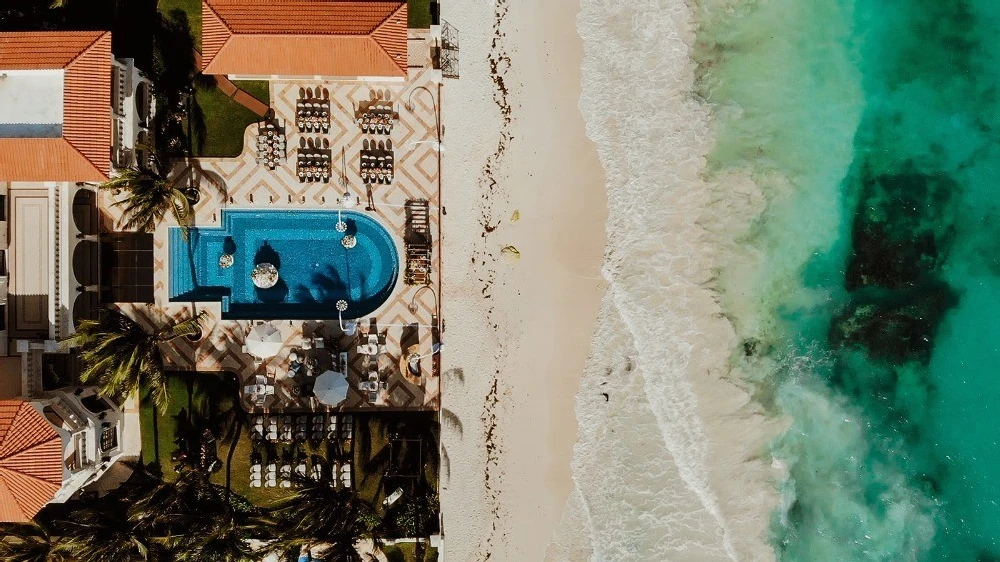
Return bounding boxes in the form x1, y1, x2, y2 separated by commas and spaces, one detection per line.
697, 0, 1000, 559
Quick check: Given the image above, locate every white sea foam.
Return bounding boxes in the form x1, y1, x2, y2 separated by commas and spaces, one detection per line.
547, 0, 779, 560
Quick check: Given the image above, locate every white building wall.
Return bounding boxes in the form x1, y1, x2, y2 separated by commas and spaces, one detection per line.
31, 387, 126, 504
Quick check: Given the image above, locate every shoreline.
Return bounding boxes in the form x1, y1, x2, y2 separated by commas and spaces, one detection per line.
547, 0, 782, 559
439, 0, 607, 558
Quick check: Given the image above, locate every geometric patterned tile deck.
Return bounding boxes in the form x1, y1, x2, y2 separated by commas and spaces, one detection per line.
105, 62, 442, 412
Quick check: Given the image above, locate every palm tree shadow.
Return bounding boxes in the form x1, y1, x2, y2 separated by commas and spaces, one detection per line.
443, 367, 464, 385
440, 408, 462, 438
312, 266, 348, 302
255, 278, 288, 303
291, 284, 317, 303
253, 242, 281, 269
152, 9, 203, 156
222, 236, 237, 255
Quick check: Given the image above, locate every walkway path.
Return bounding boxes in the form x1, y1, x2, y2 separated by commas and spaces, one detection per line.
213, 75, 270, 116
193, 49, 270, 116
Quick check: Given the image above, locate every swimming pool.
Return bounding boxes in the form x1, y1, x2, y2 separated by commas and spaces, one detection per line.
169, 209, 399, 320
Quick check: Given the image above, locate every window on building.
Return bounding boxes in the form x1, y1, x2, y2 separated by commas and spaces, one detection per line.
100, 424, 118, 452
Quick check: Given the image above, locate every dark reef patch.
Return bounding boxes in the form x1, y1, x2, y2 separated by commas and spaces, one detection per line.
832, 157, 961, 366
845, 166, 957, 292
831, 281, 959, 363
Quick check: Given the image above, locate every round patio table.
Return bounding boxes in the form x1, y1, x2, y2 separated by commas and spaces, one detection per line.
251, 263, 279, 289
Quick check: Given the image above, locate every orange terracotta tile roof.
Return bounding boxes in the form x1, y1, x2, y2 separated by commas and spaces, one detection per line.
202, 0, 407, 77
0, 31, 112, 182
0, 400, 64, 522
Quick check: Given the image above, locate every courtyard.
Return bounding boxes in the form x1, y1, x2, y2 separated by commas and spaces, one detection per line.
108, 63, 443, 413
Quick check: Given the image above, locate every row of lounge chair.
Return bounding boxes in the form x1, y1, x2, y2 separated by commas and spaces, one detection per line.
360, 139, 394, 184
296, 92, 330, 133
356, 89, 396, 135
250, 459, 351, 489
255, 121, 286, 170
297, 148, 333, 183
251, 414, 353, 443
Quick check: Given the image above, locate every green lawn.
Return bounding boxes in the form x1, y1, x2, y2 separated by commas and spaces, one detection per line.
142, 380, 359, 508
355, 413, 440, 538
158, 0, 202, 49
408, 0, 432, 29
232, 80, 271, 105
228, 433, 348, 507
139, 372, 241, 486
384, 543, 438, 562
139, 375, 189, 472
192, 83, 259, 158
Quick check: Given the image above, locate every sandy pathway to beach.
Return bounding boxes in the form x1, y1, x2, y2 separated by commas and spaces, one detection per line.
438, 0, 607, 558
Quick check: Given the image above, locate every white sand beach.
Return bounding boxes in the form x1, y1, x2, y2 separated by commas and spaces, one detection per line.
439, 0, 607, 559
441, 0, 782, 559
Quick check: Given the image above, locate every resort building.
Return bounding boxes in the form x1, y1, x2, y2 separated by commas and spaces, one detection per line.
0, 0, 446, 545
0, 31, 154, 395
0, 388, 125, 522
0, 31, 154, 181
201, 0, 408, 80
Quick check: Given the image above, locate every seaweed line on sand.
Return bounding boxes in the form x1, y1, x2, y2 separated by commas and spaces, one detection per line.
474, 0, 516, 559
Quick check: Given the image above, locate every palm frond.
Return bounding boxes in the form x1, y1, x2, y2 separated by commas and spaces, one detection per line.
0, 522, 59, 562
63, 310, 174, 409
156, 311, 206, 341
99, 166, 189, 233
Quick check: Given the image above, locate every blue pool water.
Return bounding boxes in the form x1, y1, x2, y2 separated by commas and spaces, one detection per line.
169, 209, 399, 320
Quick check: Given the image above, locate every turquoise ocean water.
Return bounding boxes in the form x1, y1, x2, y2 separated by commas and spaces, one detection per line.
697, 0, 1000, 559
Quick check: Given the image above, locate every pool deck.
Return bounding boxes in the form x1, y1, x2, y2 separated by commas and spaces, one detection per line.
105, 66, 442, 412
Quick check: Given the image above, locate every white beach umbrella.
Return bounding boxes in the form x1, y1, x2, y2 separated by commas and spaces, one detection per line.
314, 369, 350, 406
245, 323, 284, 359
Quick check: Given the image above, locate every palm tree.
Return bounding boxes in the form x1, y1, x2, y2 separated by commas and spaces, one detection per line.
0, 522, 64, 562
172, 515, 260, 562
269, 473, 385, 562
99, 164, 191, 233
52, 508, 153, 562
131, 468, 267, 561
62, 310, 206, 409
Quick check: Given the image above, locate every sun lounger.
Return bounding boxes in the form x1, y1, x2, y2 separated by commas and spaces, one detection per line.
383, 487, 404, 507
